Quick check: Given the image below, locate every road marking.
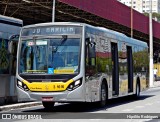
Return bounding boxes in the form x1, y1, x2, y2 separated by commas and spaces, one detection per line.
90, 119, 101, 121
145, 103, 153, 106
19, 105, 43, 110
135, 106, 144, 108
122, 109, 133, 112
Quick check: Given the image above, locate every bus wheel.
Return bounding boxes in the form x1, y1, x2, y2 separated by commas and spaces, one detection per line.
99, 83, 107, 107
134, 83, 140, 98
42, 102, 55, 109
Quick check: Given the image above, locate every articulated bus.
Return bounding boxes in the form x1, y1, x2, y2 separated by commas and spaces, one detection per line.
16, 22, 149, 109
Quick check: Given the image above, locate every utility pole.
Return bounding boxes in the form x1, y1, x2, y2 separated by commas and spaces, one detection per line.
52, 0, 55, 22
149, 0, 154, 87
131, 0, 133, 38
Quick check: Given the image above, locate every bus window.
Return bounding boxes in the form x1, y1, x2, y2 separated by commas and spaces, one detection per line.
9, 35, 19, 75
86, 37, 96, 66
0, 38, 9, 74
89, 44, 96, 66
19, 38, 81, 74
85, 37, 96, 75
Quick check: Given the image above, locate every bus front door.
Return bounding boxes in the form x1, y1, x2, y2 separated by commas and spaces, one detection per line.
111, 42, 119, 96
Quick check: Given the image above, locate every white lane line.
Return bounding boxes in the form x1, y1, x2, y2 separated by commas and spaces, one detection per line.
122, 109, 134, 112
145, 103, 153, 106
155, 101, 160, 103
135, 106, 145, 108
19, 105, 43, 110
89, 119, 101, 121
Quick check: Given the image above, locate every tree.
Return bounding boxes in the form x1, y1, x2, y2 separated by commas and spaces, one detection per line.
144, 12, 149, 17
143, 12, 160, 22
152, 12, 160, 21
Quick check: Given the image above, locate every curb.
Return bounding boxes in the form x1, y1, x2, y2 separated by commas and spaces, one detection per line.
0, 102, 42, 112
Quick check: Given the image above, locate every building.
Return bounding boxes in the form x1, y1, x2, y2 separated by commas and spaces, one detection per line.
117, 0, 160, 13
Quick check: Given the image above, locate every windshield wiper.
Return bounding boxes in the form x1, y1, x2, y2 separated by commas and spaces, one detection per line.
53, 35, 67, 53
51, 35, 67, 63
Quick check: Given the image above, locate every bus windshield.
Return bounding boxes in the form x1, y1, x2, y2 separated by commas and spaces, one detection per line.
19, 37, 81, 74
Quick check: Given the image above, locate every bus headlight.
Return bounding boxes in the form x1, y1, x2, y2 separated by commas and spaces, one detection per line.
17, 80, 29, 91
75, 80, 81, 86
67, 78, 82, 91
18, 81, 22, 87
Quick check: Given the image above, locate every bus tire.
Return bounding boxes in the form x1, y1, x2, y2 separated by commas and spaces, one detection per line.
42, 101, 55, 109
134, 82, 140, 99
99, 82, 107, 107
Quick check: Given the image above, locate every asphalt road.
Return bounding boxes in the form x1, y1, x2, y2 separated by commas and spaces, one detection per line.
1, 87, 160, 121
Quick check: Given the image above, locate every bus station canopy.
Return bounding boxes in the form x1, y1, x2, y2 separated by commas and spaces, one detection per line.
1, 0, 160, 50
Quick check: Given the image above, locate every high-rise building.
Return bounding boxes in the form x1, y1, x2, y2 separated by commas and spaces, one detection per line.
117, 0, 160, 13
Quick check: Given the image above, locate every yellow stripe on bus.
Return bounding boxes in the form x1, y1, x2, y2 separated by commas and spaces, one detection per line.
54, 69, 74, 74
22, 79, 74, 92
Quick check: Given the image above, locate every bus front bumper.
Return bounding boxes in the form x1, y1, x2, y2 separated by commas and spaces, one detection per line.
17, 86, 85, 102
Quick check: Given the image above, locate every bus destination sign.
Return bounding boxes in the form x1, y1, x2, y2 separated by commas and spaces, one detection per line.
22, 26, 82, 36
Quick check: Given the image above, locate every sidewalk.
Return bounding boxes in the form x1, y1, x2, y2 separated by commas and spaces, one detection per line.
153, 80, 160, 87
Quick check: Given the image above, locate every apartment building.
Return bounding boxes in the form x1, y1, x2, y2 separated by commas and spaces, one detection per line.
117, 0, 160, 13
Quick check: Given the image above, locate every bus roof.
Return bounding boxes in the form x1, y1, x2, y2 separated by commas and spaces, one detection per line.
22, 22, 84, 29
88, 24, 147, 47
0, 15, 23, 25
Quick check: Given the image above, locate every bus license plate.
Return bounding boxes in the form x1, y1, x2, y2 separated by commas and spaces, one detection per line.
42, 97, 53, 101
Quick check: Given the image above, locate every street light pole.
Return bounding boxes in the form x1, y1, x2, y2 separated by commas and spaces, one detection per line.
149, 0, 154, 87
52, 0, 55, 22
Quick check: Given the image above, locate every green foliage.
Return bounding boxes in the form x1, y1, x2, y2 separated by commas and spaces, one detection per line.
152, 12, 160, 21
143, 12, 160, 22
144, 12, 149, 17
